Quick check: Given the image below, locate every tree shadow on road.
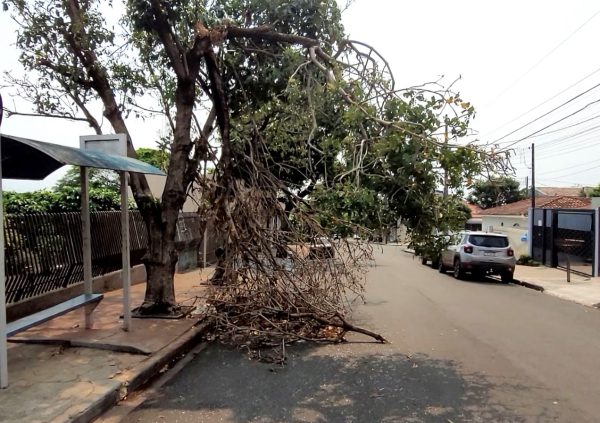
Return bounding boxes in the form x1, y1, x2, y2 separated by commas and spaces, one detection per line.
126, 344, 558, 423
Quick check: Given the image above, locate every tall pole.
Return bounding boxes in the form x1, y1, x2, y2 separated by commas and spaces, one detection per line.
121, 171, 131, 331
0, 94, 9, 388
525, 176, 529, 197
202, 160, 208, 268
531, 143, 536, 209
81, 166, 93, 329
443, 124, 449, 198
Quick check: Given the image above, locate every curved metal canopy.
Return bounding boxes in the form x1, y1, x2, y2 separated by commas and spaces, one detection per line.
0, 134, 166, 180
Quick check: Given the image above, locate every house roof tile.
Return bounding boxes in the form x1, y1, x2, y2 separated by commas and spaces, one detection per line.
478, 196, 591, 216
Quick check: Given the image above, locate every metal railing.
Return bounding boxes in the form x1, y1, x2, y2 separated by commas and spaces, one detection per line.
4, 211, 208, 304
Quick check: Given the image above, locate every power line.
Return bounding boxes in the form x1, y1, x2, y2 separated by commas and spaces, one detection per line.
486, 66, 600, 137
543, 164, 600, 180
492, 83, 600, 145
485, 7, 600, 108
497, 97, 600, 151
537, 137, 600, 159
537, 156, 600, 177
534, 122, 600, 150
536, 177, 592, 186
527, 113, 600, 139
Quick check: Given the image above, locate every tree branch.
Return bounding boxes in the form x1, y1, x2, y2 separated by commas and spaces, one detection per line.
2, 107, 93, 124
36, 58, 94, 89
149, 0, 190, 78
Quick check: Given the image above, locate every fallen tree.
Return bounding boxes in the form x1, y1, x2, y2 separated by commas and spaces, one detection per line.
4, 0, 509, 353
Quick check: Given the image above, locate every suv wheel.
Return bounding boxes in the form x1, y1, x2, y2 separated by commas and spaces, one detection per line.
453, 258, 465, 280
501, 271, 513, 283
438, 260, 446, 273
421, 257, 427, 265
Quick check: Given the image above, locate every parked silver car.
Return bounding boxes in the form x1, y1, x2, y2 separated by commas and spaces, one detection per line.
438, 231, 516, 282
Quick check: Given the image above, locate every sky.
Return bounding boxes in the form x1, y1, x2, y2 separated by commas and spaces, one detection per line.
2, 0, 600, 191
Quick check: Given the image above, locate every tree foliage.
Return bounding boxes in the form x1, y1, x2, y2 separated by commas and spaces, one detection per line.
3, 147, 167, 213
4, 187, 121, 213
468, 176, 524, 209
136, 147, 170, 172
3, 0, 509, 343
587, 184, 600, 197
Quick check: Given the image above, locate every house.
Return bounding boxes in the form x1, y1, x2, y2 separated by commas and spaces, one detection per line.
478, 196, 592, 256
465, 203, 483, 231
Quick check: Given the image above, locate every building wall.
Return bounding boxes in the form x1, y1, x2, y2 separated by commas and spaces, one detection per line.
481, 215, 529, 257
146, 174, 200, 212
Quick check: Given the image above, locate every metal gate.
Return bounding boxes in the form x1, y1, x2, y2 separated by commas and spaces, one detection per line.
530, 208, 595, 276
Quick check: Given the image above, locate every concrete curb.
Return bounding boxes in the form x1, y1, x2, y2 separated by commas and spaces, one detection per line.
511, 279, 545, 292
71, 321, 212, 423
487, 275, 545, 292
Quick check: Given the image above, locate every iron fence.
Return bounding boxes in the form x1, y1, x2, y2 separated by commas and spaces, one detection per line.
4, 211, 207, 304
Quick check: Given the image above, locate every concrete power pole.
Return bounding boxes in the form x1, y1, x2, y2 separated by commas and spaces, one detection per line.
443, 124, 449, 198
531, 143, 536, 209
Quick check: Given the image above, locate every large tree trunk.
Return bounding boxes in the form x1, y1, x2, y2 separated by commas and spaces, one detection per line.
136, 77, 198, 314
63, 0, 183, 313
138, 218, 178, 313
63, 0, 218, 315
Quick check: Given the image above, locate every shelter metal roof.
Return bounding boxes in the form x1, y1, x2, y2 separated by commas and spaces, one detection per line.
0, 134, 165, 180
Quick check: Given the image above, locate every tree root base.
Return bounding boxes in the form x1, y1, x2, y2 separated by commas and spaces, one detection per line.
131, 304, 194, 319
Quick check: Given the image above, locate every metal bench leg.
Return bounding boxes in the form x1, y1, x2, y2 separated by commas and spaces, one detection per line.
84, 300, 101, 328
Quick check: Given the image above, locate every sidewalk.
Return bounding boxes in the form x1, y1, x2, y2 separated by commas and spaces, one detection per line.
0, 268, 213, 423
398, 246, 600, 309
512, 265, 600, 308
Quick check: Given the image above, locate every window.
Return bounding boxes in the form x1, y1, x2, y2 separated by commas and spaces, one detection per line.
468, 235, 508, 248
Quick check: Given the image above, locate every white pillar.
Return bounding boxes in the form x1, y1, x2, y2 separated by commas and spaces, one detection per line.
0, 139, 8, 388
81, 167, 94, 329
121, 172, 131, 331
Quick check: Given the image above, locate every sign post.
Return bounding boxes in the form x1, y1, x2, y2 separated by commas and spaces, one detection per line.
0, 94, 8, 388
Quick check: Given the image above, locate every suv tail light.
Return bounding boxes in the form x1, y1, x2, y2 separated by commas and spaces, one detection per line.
507, 248, 514, 257
463, 245, 473, 254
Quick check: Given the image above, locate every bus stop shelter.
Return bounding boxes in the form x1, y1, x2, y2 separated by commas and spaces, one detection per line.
0, 134, 165, 388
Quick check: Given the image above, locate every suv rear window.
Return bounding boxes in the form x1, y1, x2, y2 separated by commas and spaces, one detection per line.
468, 235, 508, 248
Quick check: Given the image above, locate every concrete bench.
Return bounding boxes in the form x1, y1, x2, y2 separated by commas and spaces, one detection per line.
6, 294, 103, 337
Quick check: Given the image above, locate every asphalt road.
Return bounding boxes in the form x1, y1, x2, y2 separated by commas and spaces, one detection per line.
122, 246, 600, 422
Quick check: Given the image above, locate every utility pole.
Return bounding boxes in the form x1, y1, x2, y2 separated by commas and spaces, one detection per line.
531, 143, 536, 209
525, 176, 529, 198
443, 124, 448, 197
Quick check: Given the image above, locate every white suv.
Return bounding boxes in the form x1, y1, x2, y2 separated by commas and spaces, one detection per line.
439, 231, 516, 282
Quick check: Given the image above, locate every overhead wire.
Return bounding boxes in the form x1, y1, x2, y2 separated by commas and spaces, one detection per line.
491, 83, 600, 145
484, 7, 600, 110
497, 97, 600, 151
537, 156, 600, 177
527, 113, 600, 139
534, 121, 600, 150
486, 66, 600, 137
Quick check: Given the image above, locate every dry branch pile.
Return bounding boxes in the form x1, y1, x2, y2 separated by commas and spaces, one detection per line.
196, 179, 386, 357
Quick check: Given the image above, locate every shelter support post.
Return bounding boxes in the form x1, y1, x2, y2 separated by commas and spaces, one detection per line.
121, 172, 131, 331
81, 167, 94, 329
202, 159, 207, 268
0, 142, 8, 388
